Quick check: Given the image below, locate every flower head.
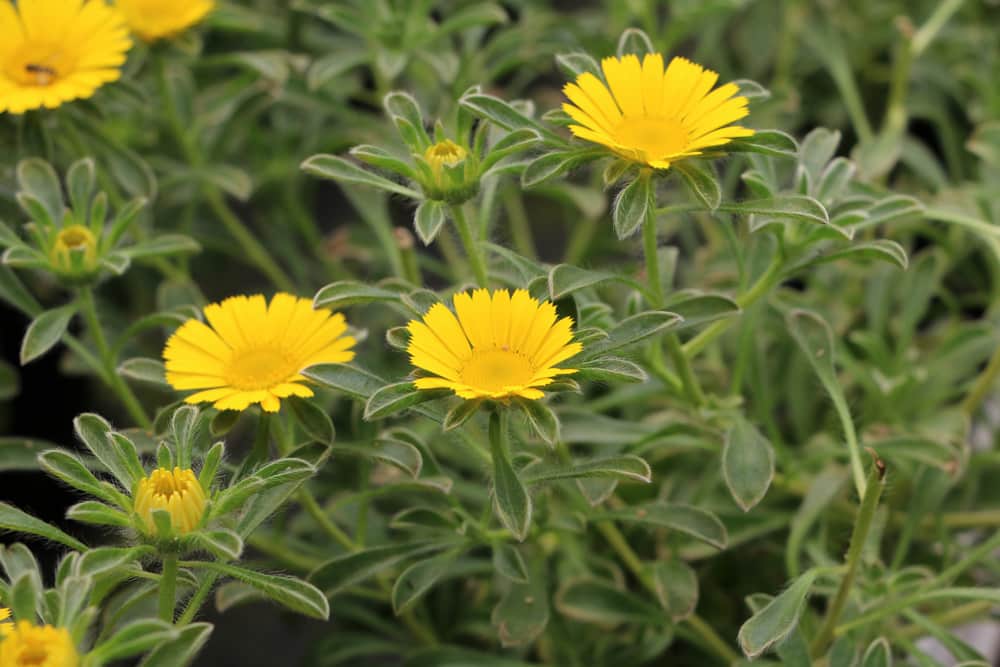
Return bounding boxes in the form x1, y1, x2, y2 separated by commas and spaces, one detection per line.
163, 293, 356, 412
115, 0, 214, 42
133, 467, 206, 536
0, 0, 131, 114
418, 139, 478, 203
562, 54, 753, 169
48, 224, 97, 276
406, 288, 582, 401
0, 620, 78, 667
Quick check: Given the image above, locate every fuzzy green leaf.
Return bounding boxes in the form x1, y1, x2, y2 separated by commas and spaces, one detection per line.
20, 305, 75, 364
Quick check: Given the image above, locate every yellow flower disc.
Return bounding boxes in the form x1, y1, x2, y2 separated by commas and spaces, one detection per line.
115, 0, 214, 42
406, 288, 582, 401
163, 293, 356, 412
562, 54, 754, 169
0, 620, 79, 667
0, 0, 131, 114
133, 467, 206, 536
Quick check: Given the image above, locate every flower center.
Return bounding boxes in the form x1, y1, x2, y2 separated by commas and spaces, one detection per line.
8, 43, 71, 87
458, 349, 535, 393
225, 346, 297, 390
18, 643, 49, 666
612, 117, 689, 158
56, 226, 93, 250
424, 140, 467, 167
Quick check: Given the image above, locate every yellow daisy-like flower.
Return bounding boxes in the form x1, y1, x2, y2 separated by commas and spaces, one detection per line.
0, 608, 9, 622
0, 620, 79, 667
562, 53, 754, 169
406, 288, 582, 401
163, 293, 356, 413
114, 0, 214, 42
133, 467, 206, 536
0, 0, 131, 114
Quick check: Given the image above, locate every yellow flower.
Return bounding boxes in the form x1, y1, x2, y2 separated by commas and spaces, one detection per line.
0, 0, 131, 114
0, 620, 78, 667
406, 288, 582, 400
0, 608, 9, 622
562, 54, 753, 169
49, 225, 98, 274
424, 140, 468, 174
163, 293, 356, 413
133, 467, 206, 536
115, 0, 214, 42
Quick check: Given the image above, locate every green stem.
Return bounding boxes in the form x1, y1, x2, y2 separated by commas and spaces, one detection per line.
642, 194, 663, 307
911, 0, 966, 56
299, 488, 356, 551
503, 185, 537, 260
810, 459, 886, 657
451, 204, 489, 287
895, 601, 993, 641
830, 388, 867, 500
77, 287, 151, 428
155, 54, 294, 291
158, 553, 179, 623
176, 573, 218, 625
666, 333, 705, 406
961, 344, 1000, 417
683, 254, 785, 358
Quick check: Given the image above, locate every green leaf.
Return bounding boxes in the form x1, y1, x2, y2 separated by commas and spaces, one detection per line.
287, 396, 335, 444
666, 292, 741, 331
0, 265, 41, 316
392, 548, 460, 614
194, 530, 244, 561
39, 450, 124, 506
522, 455, 652, 485
90, 619, 178, 663
722, 195, 831, 232
737, 570, 819, 659
491, 564, 550, 647
17, 158, 64, 225
310, 542, 443, 597
204, 165, 253, 201
74, 413, 137, 489
313, 281, 401, 310
651, 560, 699, 621
414, 200, 447, 245
861, 638, 892, 667
364, 382, 446, 420
340, 434, 423, 478
137, 622, 213, 667
188, 561, 328, 619
302, 364, 385, 401
521, 152, 581, 188
575, 357, 647, 383
0, 438, 52, 471
675, 161, 721, 210
555, 51, 601, 79
547, 263, 644, 300
459, 94, 562, 145
616, 28, 655, 58
349, 144, 417, 180
806, 240, 909, 271
490, 416, 532, 541
517, 399, 560, 444
723, 417, 775, 512
868, 436, 958, 471
0, 502, 87, 551
492, 544, 528, 583
302, 154, 421, 199
727, 130, 799, 159
66, 501, 131, 528
66, 158, 95, 215
443, 399, 481, 431
599, 503, 727, 550
117, 358, 168, 385
581, 311, 683, 359
20, 305, 75, 364
480, 129, 541, 171
384, 92, 431, 149
122, 234, 201, 259
438, 3, 508, 34
612, 176, 651, 240
556, 578, 665, 625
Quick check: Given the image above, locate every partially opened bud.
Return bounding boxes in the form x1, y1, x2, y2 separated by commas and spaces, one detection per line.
133, 467, 207, 537
418, 139, 479, 203
48, 224, 98, 281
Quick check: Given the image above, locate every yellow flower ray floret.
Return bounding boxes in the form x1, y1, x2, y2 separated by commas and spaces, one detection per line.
406, 288, 582, 401
0, 620, 79, 667
0, 0, 131, 114
562, 53, 754, 169
163, 293, 356, 413
115, 0, 214, 42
